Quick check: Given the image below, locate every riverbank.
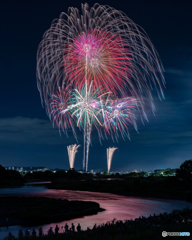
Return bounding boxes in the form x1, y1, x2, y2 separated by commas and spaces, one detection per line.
0, 196, 104, 227
47, 177, 192, 202
4, 208, 192, 240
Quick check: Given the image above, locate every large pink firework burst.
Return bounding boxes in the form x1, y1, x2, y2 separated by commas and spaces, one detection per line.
64, 29, 132, 93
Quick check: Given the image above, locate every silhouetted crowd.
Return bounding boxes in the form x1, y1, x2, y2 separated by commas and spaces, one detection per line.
5, 223, 82, 240
47, 223, 81, 235
4, 208, 192, 240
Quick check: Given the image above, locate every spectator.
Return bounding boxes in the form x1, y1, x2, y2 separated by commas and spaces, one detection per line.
32, 229, 36, 237
61, 226, 64, 233
48, 227, 53, 235
64, 223, 69, 233
77, 223, 81, 232
38, 227, 43, 237
25, 229, 30, 238
8, 232, 13, 240
55, 225, 59, 234
71, 223, 75, 232
18, 230, 23, 240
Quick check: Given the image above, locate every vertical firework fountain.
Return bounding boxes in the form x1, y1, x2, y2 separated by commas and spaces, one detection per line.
67, 144, 80, 169
107, 147, 118, 173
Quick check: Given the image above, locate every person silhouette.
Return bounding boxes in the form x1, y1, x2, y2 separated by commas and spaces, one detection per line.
18, 230, 23, 239
55, 225, 59, 234
48, 227, 53, 235
71, 223, 75, 232
77, 223, 81, 232
32, 229, 36, 237
38, 227, 43, 237
64, 223, 69, 233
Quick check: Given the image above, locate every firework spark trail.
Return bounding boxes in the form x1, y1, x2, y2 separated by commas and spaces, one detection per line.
85, 124, 92, 172
83, 127, 86, 171
107, 147, 118, 172
67, 144, 80, 169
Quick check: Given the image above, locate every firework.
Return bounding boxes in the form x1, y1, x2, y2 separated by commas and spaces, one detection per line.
67, 144, 80, 169
50, 86, 77, 140
37, 3, 165, 171
37, 3, 165, 118
103, 97, 138, 141
69, 82, 110, 171
70, 82, 104, 129
64, 29, 132, 94
107, 147, 118, 172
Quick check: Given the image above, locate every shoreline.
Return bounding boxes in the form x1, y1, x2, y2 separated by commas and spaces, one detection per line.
1, 186, 192, 240
3, 208, 192, 240
0, 196, 104, 228
46, 177, 192, 203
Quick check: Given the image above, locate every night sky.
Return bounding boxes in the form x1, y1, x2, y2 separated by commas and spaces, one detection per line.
0, 0, 192, 172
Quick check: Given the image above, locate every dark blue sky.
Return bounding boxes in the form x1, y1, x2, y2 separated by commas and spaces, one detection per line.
0, 0, 192, 171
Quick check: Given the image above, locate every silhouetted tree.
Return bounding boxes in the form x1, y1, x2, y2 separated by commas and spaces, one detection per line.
43, 170, 54, 180
176, 160, 192, 181
96, 172, 101, 177
68, 169, 83, 179
0, 165, 6, 174
0, 167, 24, 187
54, 170, 68, 179
24, 172, 33, 179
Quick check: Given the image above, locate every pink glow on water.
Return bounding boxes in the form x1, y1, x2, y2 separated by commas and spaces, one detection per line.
0, 187, 192, 239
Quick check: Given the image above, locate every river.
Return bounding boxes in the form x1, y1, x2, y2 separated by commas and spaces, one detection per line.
0, 183, 192, 239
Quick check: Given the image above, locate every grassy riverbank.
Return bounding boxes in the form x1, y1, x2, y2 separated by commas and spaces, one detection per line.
47, 176, 192, 202
0, 197, 104, 227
